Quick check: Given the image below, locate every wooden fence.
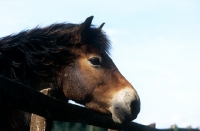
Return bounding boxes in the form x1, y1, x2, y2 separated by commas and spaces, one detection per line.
108, 123, 199, 131
0, 75, 199, 131
51, 122, 199, 131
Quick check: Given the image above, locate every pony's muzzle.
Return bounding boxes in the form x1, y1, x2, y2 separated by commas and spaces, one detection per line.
109, 88, 140, 124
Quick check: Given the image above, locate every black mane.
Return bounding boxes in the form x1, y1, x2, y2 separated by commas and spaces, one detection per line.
0, 22, 110, 89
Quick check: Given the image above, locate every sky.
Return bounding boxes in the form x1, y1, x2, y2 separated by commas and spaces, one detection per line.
0, 0, 200, 129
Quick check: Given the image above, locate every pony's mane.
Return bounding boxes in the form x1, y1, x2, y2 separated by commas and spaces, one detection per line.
0, 22, 110, 89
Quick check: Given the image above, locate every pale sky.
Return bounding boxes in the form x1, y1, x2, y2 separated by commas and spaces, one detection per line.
0, 0, 200, 129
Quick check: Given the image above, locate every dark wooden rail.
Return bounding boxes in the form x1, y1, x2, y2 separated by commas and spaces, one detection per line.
0, 75, 199, 131
0, 75, 153, 130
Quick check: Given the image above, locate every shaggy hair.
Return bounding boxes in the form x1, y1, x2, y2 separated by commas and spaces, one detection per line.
0, 22, 110, 89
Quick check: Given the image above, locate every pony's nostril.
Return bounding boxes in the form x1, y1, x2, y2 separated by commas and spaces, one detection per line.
131, 99, 140, 114
134, 105, 140, 113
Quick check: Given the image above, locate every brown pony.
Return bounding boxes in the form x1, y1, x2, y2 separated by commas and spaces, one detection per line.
0, 16, 140, 131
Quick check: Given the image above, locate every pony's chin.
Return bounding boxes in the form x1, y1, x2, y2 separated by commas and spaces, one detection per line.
111, 111, 138, 124
110, 102, 140, 124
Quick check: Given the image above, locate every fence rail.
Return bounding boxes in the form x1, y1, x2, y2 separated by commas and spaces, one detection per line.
108, 123, 199, 131
0, 75, 199, 131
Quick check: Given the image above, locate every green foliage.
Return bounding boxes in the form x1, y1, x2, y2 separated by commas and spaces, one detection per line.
52, 121, 107, 131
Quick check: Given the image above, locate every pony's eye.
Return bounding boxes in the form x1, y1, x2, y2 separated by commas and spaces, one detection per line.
88, 57, 101, 67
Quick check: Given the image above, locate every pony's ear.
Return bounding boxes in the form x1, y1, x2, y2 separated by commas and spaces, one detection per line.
75, 16, 94, 44
98, 22, 105, 30
81, 16, 94, 33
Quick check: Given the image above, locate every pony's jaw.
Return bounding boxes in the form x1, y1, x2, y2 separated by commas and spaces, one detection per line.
109, 87, 140, 124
